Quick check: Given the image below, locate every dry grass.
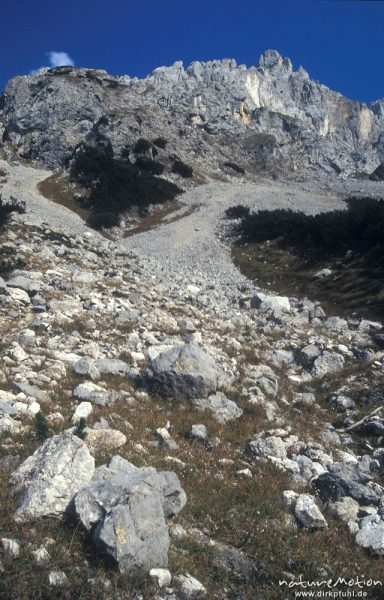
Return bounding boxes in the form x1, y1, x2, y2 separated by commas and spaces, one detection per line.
1, 366, 384, 599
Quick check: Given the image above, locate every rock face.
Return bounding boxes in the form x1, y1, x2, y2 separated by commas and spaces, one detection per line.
73, 456, 187, 573
11, 433, 95, 521
2, 50, 384, 177
149, 344, 220, 400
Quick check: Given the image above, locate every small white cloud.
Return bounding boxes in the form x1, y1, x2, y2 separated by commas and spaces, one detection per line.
29, 51, 75, 76
47, 51, 75, 68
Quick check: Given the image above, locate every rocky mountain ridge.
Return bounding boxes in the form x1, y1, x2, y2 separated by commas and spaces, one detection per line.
1, 50, 384, 178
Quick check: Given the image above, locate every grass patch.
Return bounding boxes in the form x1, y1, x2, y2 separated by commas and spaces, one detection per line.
228, 197, 384, 319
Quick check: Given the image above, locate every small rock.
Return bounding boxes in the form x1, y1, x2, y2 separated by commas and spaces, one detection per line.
150, 568, 172, 588
73, 357, 100, 380
48, 571, 68, 587
282, 490, 299, 510
328, 497, 359, 523
155, 427, 179, 451
293, 393, 316, 407
312, 352, 345, 378
95, 358, 131, 376
8, 344, 28, 362
355, 516, 384, 555
174, 573, 207, 599
31, 546, 51, 565
294, 494, 328, 529
11, 433, 95, 521
188, 424, 208, 442
245, 436, 287, 461
314, 268, 333, 278
82, 427, 127, 455
149, 343, 220, 400
0, 538, 20, 558
73, 382, 112, 406
193, 392, 243, 424
251, 292, 290, 313
236, 468, 252, 479
71, 401, 93, 424
0, 400, 18, 418
7, 287, 31, 305
297, 344, 321, 367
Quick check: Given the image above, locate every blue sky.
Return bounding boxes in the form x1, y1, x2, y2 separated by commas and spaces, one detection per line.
1, 0, 383, 103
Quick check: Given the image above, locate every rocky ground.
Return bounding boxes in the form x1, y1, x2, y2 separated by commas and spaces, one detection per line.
1, 162, 384, 599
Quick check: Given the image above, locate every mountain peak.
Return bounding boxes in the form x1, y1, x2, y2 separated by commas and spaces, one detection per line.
0, 50, 383, 178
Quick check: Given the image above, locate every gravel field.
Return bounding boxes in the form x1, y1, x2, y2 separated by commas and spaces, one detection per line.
2, 160, 384, 290
118, 176, 384, 285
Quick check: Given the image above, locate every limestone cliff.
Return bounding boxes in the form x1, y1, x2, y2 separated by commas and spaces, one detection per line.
1, 50, 383, 177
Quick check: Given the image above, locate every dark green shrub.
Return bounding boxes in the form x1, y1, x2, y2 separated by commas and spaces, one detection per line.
133, 138, 151, 154
70, 142, 183, 228
225, 205, 250, 219
34, 411, 49, 440
120, 145, 130, 159
229, 197, 384, 264
172, 159, 193, 178
87, 211, 121, 230
0, 195, 26, 229
153, 137, 168, 149
223, 161, 245, 174
135, 157, 164, 175
75, 417, 87, 439
96, 115, 109, 126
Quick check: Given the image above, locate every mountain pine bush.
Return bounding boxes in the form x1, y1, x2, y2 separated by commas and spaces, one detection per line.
227, 197, 384, 264
70, 141, 182, 229
0, 195, 26, 229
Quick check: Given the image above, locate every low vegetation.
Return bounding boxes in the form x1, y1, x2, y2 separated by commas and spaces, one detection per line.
152, 136, 168, 149
228, 198, 384, 262
0, 194, 26, 229
34, 412, 50, 441
135, 156, 165, 175
228, 197, 384, 318
133, 138, 152, 155
69, 139, 182, 229
172, 159, 193, 178
223, 161, 245, 174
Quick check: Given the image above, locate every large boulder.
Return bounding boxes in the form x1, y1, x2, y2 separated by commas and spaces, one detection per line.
11, 433, 95, 521
73, 456, 186, 574
149, 344, 220, 400
313, 462, 380, 505
251, 292, 290, 313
